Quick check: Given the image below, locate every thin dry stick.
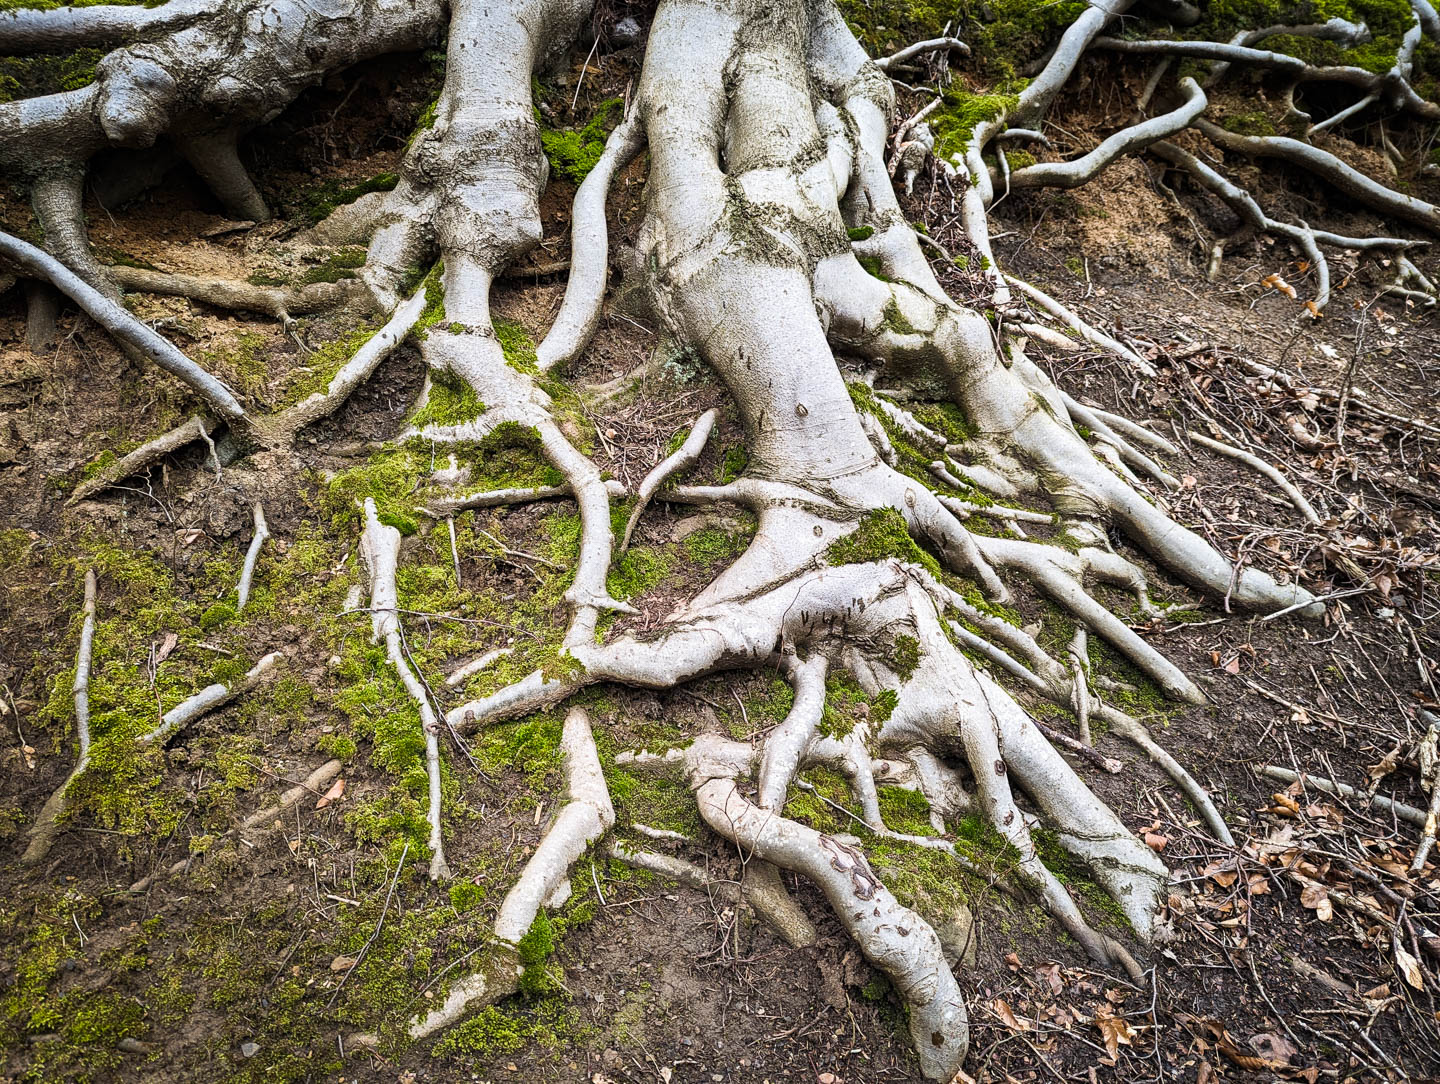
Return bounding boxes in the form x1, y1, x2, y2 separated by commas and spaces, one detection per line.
447, 517, 462, 590
327, 839, 409, 1007
1411, 712, 1440, 871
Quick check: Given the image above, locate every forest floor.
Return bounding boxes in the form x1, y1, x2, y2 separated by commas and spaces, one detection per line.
2, 23, 1440, 1084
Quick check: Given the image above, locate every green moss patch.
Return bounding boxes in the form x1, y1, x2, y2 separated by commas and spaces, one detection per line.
540, 97, 625, 184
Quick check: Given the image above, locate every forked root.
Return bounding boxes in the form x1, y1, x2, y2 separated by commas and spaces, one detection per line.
621, 408, 717, 551
685, 735, 968, 1081
407, 707, 614, 1040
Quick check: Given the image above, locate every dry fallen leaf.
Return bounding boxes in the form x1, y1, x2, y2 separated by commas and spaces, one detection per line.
992, 997, 1031, 1032
1094, 1006, 1135, 1058
1396, 944, 1425, 990
315, 778, 346, 809
1249, 1031, 1296, 1066
1203, 861, 1238, 888
1300, 882, 1334, 921
330, 955, 358, 972
154, 631, 179, 665
1144, 832, 1168, 852
1262, 272, 1298, 299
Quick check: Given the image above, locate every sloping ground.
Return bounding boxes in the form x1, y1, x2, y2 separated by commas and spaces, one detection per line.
0, 9, 1438, 1084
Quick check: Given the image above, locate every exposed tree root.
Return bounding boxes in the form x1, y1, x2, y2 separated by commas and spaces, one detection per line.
108, 265, 364, 321
620, 408, 717, 551
0, 230, 247, 425
237, 503, 270, 613
537, 108, 646, 372
1187, 432, 1321, 525
405, 706, 613, 1039
139, 652, 281, 747
359, 498, 451, 881
21, 570, 96, 869
7, 0, 1384, 1071
1262, 766, 1428, 826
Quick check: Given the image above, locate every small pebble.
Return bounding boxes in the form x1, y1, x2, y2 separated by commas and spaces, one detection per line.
612, 16, 641, 46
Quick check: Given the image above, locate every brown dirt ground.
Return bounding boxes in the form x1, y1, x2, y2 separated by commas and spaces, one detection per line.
2, 23, 1439, 1084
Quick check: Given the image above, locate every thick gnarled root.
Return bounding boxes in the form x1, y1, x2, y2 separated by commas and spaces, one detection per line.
692, 744, 969, 1081
455, 547, 1172, 977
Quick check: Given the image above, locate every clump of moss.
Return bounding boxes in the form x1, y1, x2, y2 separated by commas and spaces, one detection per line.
847, 225, 875, 241
683, 526, 747, 565
540, 97, 625, 184
932, 89, 1019, 161
298, 246, 367, 285
881, 298, 917, 333
324, 445, 427, 536
432, 997, 586, 1057
410, 369, 486, 428
292, 173, 398, 227
448, 881, 485, 911
857, 252, 892, 281
1221, 110, 1278, 137
825, 507, 942, 579
491, 317, 537, 373
200, 601, 237, 631
275, 322, 382, 407
414, 263, 447, 336
889, 634, 921, 681
782, 768, 853, 834
878, 785, 938, 837
719, 445, 749, 484
0, 46, 106, 102
819, 668, 894, 740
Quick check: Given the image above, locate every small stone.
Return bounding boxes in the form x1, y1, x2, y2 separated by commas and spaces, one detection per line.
611, 16, 641, 46
935, 903, 978, 968
240, 1042, 260, 1058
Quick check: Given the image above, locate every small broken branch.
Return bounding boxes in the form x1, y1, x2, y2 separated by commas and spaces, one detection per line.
237, 503, 270, 612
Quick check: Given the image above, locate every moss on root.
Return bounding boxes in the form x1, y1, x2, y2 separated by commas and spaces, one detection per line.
825, 507, 942, 579
540, 97, 625, 184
